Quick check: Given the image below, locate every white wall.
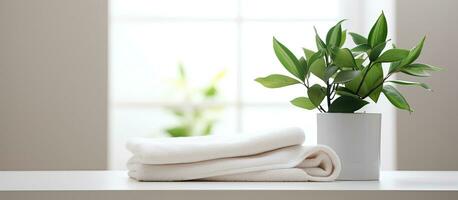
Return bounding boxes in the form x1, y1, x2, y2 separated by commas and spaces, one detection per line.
0, 0, 108, 169
395, 0, 458, 170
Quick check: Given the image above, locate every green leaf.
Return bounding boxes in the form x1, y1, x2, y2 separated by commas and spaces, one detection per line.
314, 26, 327, 51
345, 67, 367, 95
308, 50, 324, 67
349, 32, 368, 45
324, 65, 339, 81
326, 20, 345, 48
334, 70, 361, 83
363, 63, 384, 102
345, 63, 382, 98
399, 36, 426, 67
299, 56, 309, 75
303, 48, 315, 60
369, 40, 388, 61
368, 12, 388, 47
203, 86, 217, 97
351, 44, 371, 53
328, 96, 369, 113
309, 58, 326, 81
339, 30, 347, 47
178, 63, 186, 80
290, 97, 316, 110
336, 87, 360, 99
389, 61, 402, 73
273, 37, 304, 80
307, 84, 326, 107
211, 69, 226, 83
334, 48, 357, 69
382, 85, 412, 112
401, 67, 431, 77
255, 74, 301, 88
355, 58, 365, 69
165, 126, 190, 137
407, 63, 442, 71
400, 63, 436, 77
388, 80, 431, 91
375, 48, 410, 63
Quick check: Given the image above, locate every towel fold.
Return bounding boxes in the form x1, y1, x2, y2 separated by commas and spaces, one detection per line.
126, 127, 341, 182
126, 127, 305, 164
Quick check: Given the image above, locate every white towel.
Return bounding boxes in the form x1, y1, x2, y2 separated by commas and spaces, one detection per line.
126, 127, 305, 164
126, 127, 341, 181
128, 145, 341, 181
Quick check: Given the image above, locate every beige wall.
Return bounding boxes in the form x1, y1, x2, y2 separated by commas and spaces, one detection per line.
0, 0, 108, 169
396, 0, 458, 170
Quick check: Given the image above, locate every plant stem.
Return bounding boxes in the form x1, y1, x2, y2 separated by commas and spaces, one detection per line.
306, 75, 310, 87
355, 61, 373, 94
302, 82, 310, 89
362, 73, 392, 99
330, 83, 338, 100
324, 53, 331, 110
319, 106, 326, 112
326, 80, 331, 108
317, 106, 325, 113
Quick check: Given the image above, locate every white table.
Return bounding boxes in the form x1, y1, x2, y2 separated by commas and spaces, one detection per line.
1, 171, 457, 200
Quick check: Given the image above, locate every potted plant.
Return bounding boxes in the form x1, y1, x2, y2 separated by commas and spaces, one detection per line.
255, 12, 441, 180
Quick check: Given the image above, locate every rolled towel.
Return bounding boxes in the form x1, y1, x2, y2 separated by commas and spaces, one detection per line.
127, 145, 341, 181
126, 127, 305, 164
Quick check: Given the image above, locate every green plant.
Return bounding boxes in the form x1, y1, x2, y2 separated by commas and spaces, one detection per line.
164, 63, 226, 137
255, 12, 441, 113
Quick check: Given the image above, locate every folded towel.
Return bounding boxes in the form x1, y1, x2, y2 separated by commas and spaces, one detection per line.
126, 127, 341, 181
126, 127, 305, 164
128, 145, 341, 181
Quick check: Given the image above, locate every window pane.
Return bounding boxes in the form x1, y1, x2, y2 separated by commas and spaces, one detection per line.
108, 0, 361, 170
110, 22, 238, 103
111, 0, 238, 18
241, 0, 340, 19
241, 21, 334, 103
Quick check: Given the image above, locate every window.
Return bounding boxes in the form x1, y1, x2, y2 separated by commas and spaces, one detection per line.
110, 0, 365, 169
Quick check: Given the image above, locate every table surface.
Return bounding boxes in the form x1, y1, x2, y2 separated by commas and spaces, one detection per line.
0, 171, 457, 191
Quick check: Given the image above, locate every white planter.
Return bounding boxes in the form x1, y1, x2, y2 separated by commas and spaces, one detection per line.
317, 113, 381, 180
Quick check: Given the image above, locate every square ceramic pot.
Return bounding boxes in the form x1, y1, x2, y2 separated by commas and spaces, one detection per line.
317, 113, 381, 180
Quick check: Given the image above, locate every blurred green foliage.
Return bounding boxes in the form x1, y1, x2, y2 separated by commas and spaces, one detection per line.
164, 63, 226, 137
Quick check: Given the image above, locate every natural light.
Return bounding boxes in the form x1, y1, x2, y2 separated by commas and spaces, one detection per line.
108, 0, 393, 169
